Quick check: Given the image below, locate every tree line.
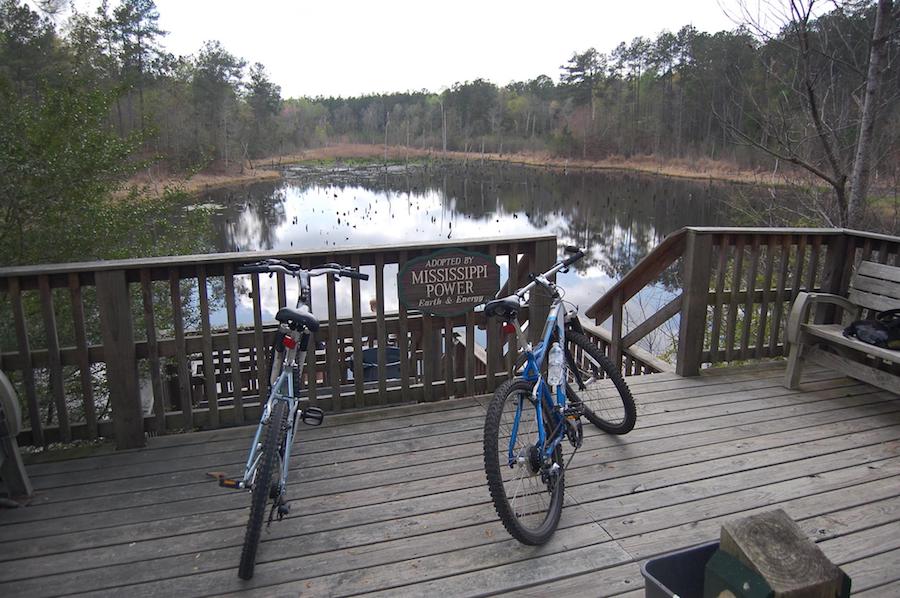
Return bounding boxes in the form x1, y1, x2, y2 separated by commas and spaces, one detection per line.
1, 0, 898, 241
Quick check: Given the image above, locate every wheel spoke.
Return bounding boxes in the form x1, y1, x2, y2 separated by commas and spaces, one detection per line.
563, 331, 636, 434
485, 379, 565, 543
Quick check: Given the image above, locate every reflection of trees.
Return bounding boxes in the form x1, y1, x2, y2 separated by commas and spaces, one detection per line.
205, 182, 288, 252
203, 163, 774, 293
265, 163, 740, 285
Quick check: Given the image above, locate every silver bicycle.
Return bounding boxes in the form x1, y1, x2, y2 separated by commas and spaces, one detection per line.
217, 258, 367, 580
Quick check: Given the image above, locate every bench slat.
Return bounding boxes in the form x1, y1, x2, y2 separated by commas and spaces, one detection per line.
852, 274, 900, 300
803, 345, 900, 395
847, 288, 900, 314
801, 323, 900, 363
859, 261, 900, 284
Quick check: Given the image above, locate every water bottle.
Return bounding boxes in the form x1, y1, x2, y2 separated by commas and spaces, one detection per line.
547, 342, 564, 387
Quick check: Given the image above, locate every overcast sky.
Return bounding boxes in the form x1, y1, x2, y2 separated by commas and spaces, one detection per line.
71, 0, 745, 98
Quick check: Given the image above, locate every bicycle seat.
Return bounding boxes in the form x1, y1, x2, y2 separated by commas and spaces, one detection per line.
484, 295, 521, 319
275, 307, 320, 332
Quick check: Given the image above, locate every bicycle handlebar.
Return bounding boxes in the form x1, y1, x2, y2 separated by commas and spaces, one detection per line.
236, 259, 369, 281
512, 246, 585, 299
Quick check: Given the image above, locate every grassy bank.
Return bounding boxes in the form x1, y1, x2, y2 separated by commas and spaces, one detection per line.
130, 143, 794, 196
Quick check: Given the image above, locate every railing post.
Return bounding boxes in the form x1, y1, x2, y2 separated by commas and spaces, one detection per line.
676, 230, 713, 377
816, 233, 850, 324
610, 293, 624, 372
95, 270, 145, 449
529, 238, 557, 345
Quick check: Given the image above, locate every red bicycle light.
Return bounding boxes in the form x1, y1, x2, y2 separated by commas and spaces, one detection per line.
282, 335, 297, 349
501, 322, 516, 336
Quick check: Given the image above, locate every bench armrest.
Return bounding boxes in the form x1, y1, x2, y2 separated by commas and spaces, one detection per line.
786, 292, 858, 343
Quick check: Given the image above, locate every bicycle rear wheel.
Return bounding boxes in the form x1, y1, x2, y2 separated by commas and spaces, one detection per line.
565, 331, 637, 434
483, 379, 565, 545
238, 399, 286, 580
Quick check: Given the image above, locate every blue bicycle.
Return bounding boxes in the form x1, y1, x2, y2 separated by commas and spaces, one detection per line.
218, 258, 367, 579
482, 247, 636, 544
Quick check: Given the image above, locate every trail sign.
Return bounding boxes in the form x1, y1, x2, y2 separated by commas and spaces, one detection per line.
398, 248, 500, 317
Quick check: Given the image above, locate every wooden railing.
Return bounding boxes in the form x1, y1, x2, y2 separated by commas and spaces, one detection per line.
585, 227, 900, 378
1, 236, 562, 448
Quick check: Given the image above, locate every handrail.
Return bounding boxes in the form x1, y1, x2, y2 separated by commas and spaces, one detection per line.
0, 233, 556, 287
0, 235, 559, 448
579, 319, 673, 373
584, 226, 900, 379
584, 228, 687, 323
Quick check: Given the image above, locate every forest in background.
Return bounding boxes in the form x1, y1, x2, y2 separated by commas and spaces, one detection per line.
1, 0, 899, 266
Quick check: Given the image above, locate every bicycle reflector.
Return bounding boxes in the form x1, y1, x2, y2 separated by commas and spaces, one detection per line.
282, 335, 297, 349
502, 322, 516, 336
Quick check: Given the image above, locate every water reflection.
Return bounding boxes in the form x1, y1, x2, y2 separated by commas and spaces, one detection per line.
200, 163, 742, 331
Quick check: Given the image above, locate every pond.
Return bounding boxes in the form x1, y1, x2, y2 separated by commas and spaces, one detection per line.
197, 161, 764, 338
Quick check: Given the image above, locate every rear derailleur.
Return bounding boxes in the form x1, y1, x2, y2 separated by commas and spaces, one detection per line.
267, 487, 290, 527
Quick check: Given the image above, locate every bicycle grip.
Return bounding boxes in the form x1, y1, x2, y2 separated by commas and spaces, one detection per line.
235, 264, 269, 274
343, 269, 369, 281
562, 248, 585, 267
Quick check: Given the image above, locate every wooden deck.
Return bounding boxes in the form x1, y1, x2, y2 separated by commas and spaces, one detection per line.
1, 362, 899, 597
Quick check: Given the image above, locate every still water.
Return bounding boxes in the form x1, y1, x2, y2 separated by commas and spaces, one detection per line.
198, 162, 756, 329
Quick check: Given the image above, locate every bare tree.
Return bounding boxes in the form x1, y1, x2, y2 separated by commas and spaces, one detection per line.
849, 0, 896, 225
724, 0, 897, 228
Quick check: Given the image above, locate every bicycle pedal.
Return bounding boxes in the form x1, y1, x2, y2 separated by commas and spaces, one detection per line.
300, 407, 324, 426
218, 477, 246, 489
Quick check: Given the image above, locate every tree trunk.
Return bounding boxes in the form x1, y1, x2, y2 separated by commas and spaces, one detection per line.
440, 100, 447, 153
848, 0, 894, 228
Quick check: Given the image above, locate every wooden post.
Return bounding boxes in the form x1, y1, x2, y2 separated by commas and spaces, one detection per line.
817, 234, 849, 324
717, 509, 850, 597
95, 270, 145, 450
610, 293, 624, 372
676, 230, 713, 377
38, 276, 70, 442
8, 277, 42, 446
528, 238, 557, 345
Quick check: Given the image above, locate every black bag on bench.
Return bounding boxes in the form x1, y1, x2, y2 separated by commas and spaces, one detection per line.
843, 308, 900, 350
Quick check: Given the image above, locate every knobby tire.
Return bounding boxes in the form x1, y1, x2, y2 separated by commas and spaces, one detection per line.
566, 331, 637, 434
484, 378, 565, 545
238, 398, 286, 579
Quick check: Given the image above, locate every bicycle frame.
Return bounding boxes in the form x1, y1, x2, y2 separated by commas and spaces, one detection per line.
240, 270, 315, 494
241, 328, 308, 494
507, 296, 568, 467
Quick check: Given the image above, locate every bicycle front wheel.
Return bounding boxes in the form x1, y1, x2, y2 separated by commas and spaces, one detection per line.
238, 399, 286, 580
483, 379, 565, 545
565, 331, 637, 434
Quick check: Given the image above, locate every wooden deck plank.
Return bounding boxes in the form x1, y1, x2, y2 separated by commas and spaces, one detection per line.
509, 498, 900, 598
17, 369, 843, 489
4, 383, 894, 544
841, 547, 900, 593
9, 377, 877, 520
8, 374, 873, 517
16, 379, 871, 507
6, 388, 892, 547
2, 363, 899, 597
5, 418, 899, 588
17, 366, 837, 479
7, 405, 898, 561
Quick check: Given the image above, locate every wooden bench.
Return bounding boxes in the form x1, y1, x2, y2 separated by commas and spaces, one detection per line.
0, 370, 33, 500
785, 260, 900, 394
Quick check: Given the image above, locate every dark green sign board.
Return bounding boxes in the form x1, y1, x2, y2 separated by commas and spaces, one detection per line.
398, 248, 500, 317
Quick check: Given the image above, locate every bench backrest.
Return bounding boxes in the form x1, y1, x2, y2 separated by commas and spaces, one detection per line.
849, 261, 900, 314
